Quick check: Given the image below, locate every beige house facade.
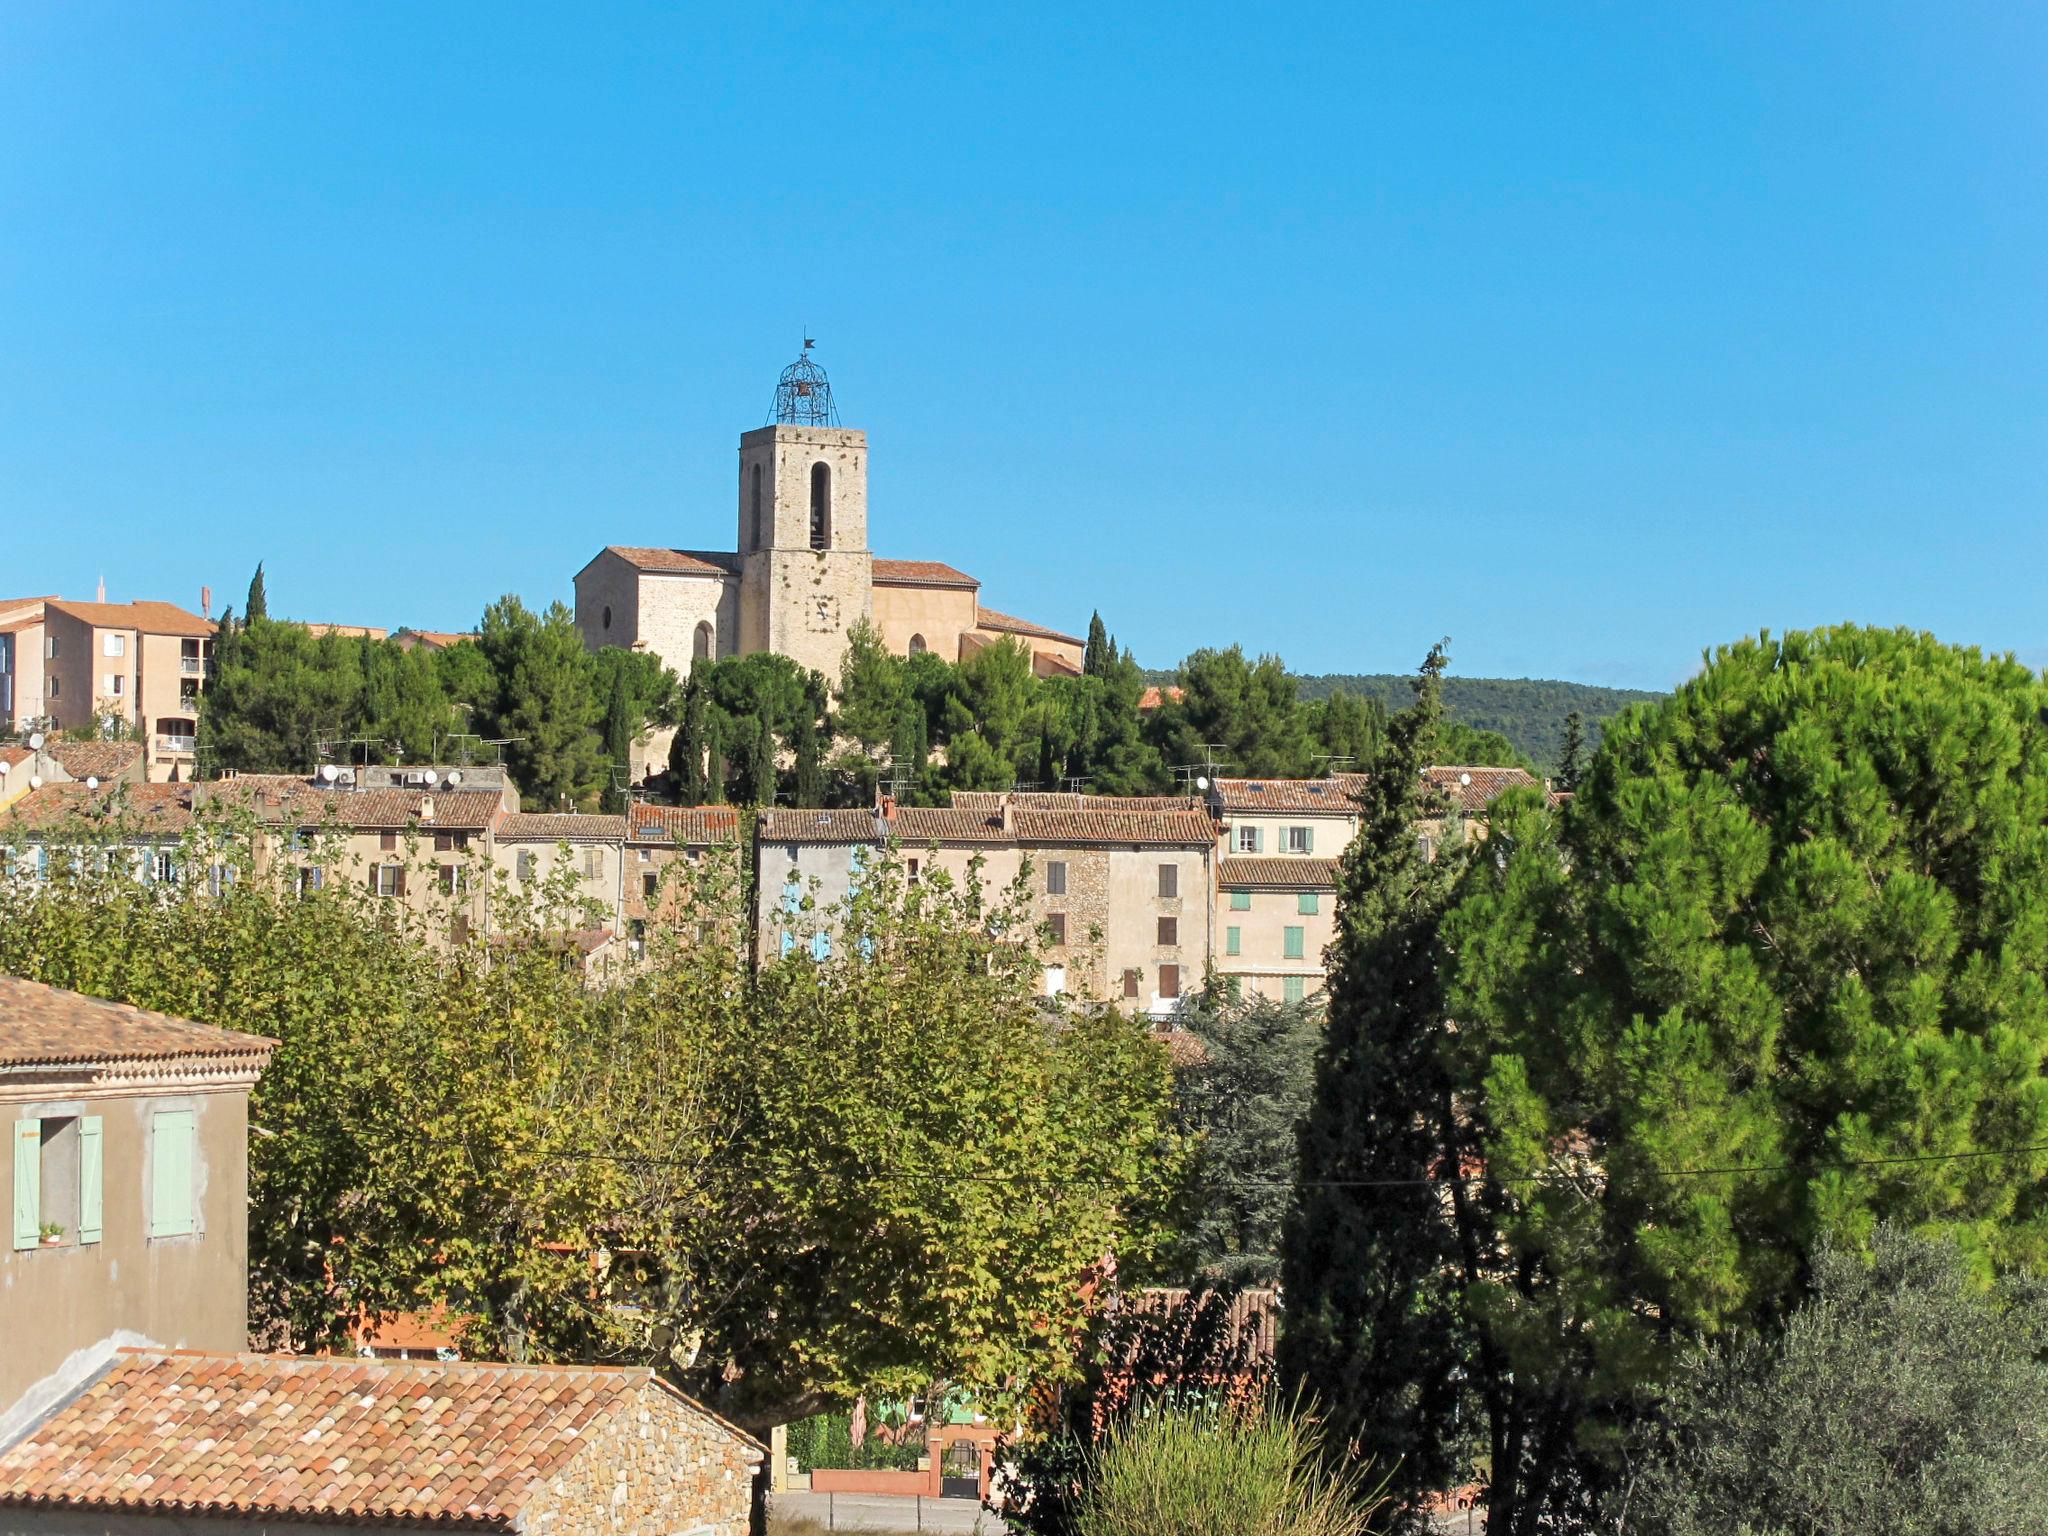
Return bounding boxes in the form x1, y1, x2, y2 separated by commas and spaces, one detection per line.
574, 352, 1080, 779
0, 977, 273, 1438
26, 600, 216, 783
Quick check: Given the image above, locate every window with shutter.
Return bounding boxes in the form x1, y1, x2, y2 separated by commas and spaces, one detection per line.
1157, 863, 1177, 899
1047, 913, 1067, 945
1284, 976, 1306, 1004
1286, 826, 1314, 854
643, 872, 657, 899
1045, 861, 1067, 896
12, 1119, 39, 1251
1122, 969, 1140, 999
78, 1117, 102, 1245
1157, 916, 1178, 947
1230, 890, 1251, 911
1298, 892, 1320, 915
1226, 925, 1241, 957
1159, 964, 1181, 999
380, 830, 398, 852
1284, 926, 1306, 960
150, 1109, 197, 1238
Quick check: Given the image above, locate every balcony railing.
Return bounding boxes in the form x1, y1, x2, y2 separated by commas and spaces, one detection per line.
155, 736, 197, 755
180, 657, 202, 674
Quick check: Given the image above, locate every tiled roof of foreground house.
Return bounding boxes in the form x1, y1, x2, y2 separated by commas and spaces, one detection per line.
0, 1350, 764, 1528
45, 738, 145, 782
201, 775, 507, 832
498, 812, 626, 842
1218, 856, 1343, 890
760, 808, 883, 844
1212, 766, 1545, 816
1012, 807, 1217, 846
1423, 764, 1545, 812
0, 977, 275, 1072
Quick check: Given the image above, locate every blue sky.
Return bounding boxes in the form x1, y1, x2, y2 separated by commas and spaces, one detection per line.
3, 4, 2043, 691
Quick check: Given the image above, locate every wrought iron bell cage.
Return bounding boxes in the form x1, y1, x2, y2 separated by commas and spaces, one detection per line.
771, 343, 839, 427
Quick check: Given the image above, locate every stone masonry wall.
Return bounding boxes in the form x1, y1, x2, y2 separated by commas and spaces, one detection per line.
521, 1380, 762, 1536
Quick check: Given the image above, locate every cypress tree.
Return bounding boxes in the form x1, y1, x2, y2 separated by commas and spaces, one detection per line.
743, 713, 776, 806
244, 564, 268, 624
670, 680, 711, 804
1555, 708, 1585, 791
600, 667, 634, 813
1083, 611, 1111, 677
793, 702, 825, 808
1280, 642, 1465, 1520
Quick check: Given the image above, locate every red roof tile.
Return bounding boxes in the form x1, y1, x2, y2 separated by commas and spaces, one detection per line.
2, 781, 196, 834
597, 546, 740, 576
1210, 775, 1369, 814
1011, 807, 1217, 846
890, 805, 1009, 843
44, 599, 216, 637
760, 808, 881, 844
45, 739, 145, 782
628, 803, 743, 844
1218, 856, 1342, 890
872, 558, 979, 589
0, 977, 275, 1070
0, 1350, 760, 1525
975, 605, 1083, 647
498, 813, 625, 842
1423, 765, 1544, 812
201, 776, 507, 832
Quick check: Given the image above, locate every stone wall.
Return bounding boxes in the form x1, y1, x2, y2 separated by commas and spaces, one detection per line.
871, 582, 980, 660
522, 1380, 762, 1536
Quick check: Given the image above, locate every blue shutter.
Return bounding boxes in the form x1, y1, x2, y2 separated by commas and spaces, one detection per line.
12, 1120, 39, 1250
150, 1109, 196, 1238
78, 1117, 103, 1245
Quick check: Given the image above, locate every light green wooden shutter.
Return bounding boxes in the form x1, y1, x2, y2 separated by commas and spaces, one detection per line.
150, 1109, 196, 1237
1284, 926, 1305, 960
1230, 891, 1251, 911
12, 1120, 40, 1250
1304, 827, 1315, 853
1299, 893, 1320, 915
78, 1116, 103, 1245
1226, 926, 1241, 957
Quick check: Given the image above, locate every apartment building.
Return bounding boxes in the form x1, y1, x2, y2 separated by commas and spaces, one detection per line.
1, 598, 216, 782
757, 793, 1215, 1015
0, 976, 274, 1436
1205, 766, 1545, 999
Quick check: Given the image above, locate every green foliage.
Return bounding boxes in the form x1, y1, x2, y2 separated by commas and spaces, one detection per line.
1439, 624, 2048, 1531
785, 1412, 925, 1472
1639, 1226, 2048, 1536
200, 619, 371, 773
1270, 671, 1658, 773
245, 562, 268, 623
1280, 644, 1471, 1530
360, 640, 452, 766
478, 596, 607, 810
1555, 709, 1585, 791
0, 805, 1182, 1434
1170, 990, 1322, 1286
670, 676, 713, 804
1148, 647, 1314, 779
599, 666, 634, 813
1083, 611, 1112, 678
1074, 1399, 1382, 1536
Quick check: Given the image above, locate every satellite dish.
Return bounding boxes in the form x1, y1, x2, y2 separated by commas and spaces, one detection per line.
422, 769, 439, 787
1195, 775, 1210, 791
320, 764, 339, 784
28, 775, 42, 790
0, 761, 8, 776
1459, 772, 1472, 787
27, 732, 43, 751
86, 776, 99, 790
445, 770, 462, 786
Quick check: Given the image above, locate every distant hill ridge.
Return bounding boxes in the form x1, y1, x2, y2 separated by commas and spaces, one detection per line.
1143, 670, 1665, 772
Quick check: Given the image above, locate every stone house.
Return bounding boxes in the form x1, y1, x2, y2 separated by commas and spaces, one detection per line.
0, 1351, 765, 1536
0, 977, 273, 1441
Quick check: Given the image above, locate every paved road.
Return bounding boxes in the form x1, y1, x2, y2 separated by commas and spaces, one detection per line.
771, 1489, 1011, 1533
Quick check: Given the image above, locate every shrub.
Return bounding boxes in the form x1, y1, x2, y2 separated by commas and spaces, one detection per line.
1076, 1398, 1380, 1536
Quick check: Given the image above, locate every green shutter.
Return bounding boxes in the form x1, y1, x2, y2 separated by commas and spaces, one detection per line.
78, 1116, 103, 1245
1251, 827, 1264, 853
1284, 975, 1306, 1004
1298, 892, 1320, 915
1284, 926, 1305, 960
12, 1119, 39, 1251
1229, 890, 1251, 911
1304, 827, 1315, 853
1226, 926, 1241, 957
150, 1109, 196, 1238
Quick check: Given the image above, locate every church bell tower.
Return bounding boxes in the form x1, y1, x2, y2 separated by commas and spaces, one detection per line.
736, 343, 874, 676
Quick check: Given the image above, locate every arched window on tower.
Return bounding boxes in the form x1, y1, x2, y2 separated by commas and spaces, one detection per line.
749, 463, 764, 549
694, 621, 713, 662
810, 462, 831, 550
908, 634, 928, 656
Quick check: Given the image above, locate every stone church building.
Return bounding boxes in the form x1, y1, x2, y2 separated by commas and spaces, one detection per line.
574, 350, 1083, 770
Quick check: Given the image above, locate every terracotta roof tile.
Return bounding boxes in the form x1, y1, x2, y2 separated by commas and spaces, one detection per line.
2, 781, 196, 834
0, 1350, 760, 1525
627, 803, 743, 844
974, 606, 1083, 647
1137, 686, 1184, 711
872, 558, 978, 589
951, 792, 1198, 813
0, 977, 275, 1070
1011, 807, 1216, 846
890, 805, 1008, 843
394, 629, 478, 650
497, 813, 625, 842
201, 776, 506, 832
599, 546, 740, 576
1211, 775, 1369, 814
45, 739, 144, 781
760, 808, 881, 844
44, 599, 216, 637
1423, 765, 1544, 812
0, 746, 30, 770
1218, 856, 1342, 890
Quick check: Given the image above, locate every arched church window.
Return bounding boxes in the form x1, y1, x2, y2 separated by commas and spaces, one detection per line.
810, 462, 831, 550
908, 634, 928, 656
694, 621, 713, 662
750, 463, 763, 549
